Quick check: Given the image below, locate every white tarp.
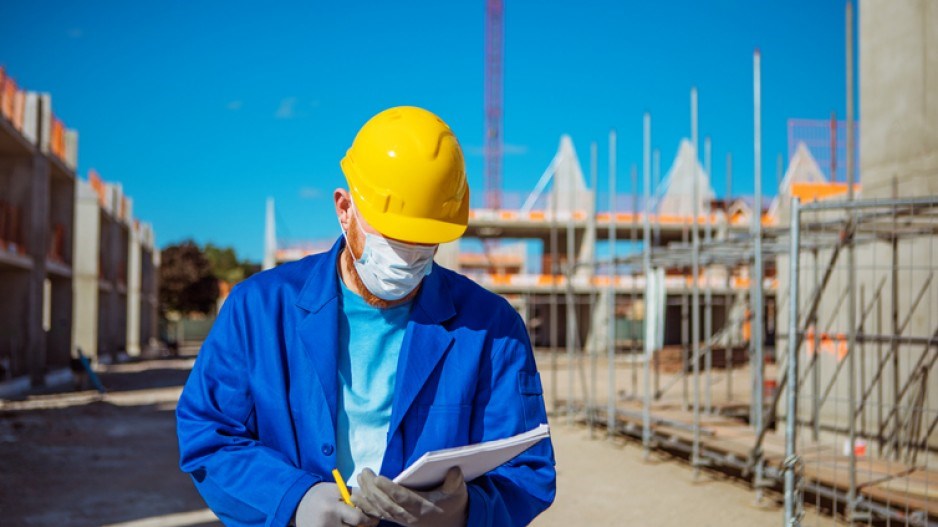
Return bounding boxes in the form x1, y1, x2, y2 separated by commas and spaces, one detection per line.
545, 135, 592, 213
768, 141, 828, 217
644, 267, 666, 356
657, 139, 715, 217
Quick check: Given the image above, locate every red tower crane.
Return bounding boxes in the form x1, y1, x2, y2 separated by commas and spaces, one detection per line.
484, 0, 504, 210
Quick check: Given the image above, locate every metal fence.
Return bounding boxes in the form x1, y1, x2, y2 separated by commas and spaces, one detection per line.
781, 196, 938, 526
543, 194, 938, 526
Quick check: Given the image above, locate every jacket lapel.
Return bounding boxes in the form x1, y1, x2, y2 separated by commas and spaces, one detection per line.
388, 266, 457, 437
295, 238, 344, 434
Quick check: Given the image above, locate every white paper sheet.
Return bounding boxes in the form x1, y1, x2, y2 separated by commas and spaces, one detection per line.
393, 423, 550, 489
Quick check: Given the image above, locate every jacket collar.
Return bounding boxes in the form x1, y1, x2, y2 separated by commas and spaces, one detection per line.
295, 237, 344, 313
295, 235, 457, 325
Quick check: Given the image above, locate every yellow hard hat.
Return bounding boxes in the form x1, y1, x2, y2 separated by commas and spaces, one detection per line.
340, 106, 470, 244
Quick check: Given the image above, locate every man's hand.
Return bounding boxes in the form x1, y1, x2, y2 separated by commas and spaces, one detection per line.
354, 467, 468, 527
295, 483, 378, 527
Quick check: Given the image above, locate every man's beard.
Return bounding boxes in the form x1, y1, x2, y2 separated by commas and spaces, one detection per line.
341, 214, 406, 309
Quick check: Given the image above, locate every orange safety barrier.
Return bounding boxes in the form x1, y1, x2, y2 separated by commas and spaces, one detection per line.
790, 182, 860, 203
0, 67, 14, 119
51, 117, 65, 160
490, 274, 513, 285
12, 90, 24, 130
3, 79, 15, 121
89, 169, 108, 207
807, 329, 849, 362
536, 275, 564, 286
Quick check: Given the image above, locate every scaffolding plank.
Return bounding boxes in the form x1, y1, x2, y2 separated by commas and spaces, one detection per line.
860, 468, 938, 517
802, 456, 913, 489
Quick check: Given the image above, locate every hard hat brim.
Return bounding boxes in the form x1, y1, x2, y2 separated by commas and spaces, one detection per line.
349, 185, 470, 245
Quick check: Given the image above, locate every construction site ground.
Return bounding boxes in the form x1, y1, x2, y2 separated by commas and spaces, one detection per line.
0, 345, 841, 527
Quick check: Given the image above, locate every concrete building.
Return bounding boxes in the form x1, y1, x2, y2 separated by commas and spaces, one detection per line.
859, 0, 937, 199
72, 171, 159, 362
0, 69, 159, 392
775, 0, 938, 454
0, 71, 78, 388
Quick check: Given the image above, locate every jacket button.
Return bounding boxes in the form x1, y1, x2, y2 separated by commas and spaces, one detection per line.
321, 444, 334, 456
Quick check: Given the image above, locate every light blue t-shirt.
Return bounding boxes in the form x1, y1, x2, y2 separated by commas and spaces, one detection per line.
336, 273, 412, 485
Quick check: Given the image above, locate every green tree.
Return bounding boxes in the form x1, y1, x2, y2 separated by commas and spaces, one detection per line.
159, 241, 219, 315
204, 243, 259, 284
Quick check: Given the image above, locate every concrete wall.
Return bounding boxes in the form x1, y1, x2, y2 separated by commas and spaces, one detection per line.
773, 0, 938, 453
777, 231, 938, 451
859, 0, 938, 198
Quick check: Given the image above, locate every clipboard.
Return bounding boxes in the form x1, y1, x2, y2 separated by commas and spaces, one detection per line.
393, 423, 550, 489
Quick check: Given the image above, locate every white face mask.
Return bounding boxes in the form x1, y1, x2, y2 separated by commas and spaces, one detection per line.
341, 207, 436, 301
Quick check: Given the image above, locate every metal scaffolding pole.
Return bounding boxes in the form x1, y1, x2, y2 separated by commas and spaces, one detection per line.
845, 1, 859, 519
589, 141, 598, 438
642, 112, 653, 455
550, 164, 559, 415
691, 87, 703, 473
566, 152, 576, 425
631, 165, 639, 399
811, 246, 821, 442
726, 152, 733, 402
653, 149, 661, 251
752, 48, 767, 500
607, 129, 618, 438
704, 136, 713, 414
783, 197, 802, 526
653, 148, 661, 397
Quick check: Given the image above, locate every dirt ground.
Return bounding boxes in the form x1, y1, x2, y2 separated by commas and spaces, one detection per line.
0, 349, 841, 527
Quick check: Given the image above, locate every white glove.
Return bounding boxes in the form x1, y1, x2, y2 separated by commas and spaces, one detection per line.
354, 467, 468, 527
294, 482, 378, 527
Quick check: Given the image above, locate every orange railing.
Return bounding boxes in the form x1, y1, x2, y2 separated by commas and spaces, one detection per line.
464, 272, 777, 291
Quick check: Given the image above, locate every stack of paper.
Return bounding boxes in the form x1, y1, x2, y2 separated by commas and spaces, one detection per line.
393, 424, 550, 489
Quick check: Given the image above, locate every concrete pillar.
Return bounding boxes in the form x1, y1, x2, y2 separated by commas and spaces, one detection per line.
27, 154, 49, 386
72, 180, 100, 359
859, 0, 938, 198
434, 240, 460, 271
126, 224, 141, 356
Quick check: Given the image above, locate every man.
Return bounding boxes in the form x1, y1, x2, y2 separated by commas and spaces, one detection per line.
176, 106, 556, 527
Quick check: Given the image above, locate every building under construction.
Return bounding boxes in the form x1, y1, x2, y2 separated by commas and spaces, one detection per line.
266, 2, 936, 525
0, 68, 160, 395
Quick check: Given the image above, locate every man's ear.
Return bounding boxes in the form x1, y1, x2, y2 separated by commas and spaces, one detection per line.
334, 189, 353, 231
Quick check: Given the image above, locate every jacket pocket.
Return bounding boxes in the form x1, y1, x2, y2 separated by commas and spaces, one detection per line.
518, 371, 546, 429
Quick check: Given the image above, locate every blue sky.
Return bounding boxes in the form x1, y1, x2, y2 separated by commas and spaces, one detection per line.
1, 1, 856, 262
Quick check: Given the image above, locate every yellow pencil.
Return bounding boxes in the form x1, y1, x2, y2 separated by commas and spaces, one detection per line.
332, 468, 354, 507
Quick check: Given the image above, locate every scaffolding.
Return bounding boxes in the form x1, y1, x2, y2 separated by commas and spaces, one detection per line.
781, 196, 938, 525
544, 192, 938, 526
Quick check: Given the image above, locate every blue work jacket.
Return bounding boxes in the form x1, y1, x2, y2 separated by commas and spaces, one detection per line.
176, 237, 556, 527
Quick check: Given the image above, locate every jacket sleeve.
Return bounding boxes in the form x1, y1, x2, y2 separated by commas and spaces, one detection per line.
176, 287, 319, 527
465, 312, 557, 527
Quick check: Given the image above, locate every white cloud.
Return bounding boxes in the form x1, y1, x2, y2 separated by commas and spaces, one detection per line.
275, 97, 298, 119
299, 187, 322, 200
227, 100, 243, 111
